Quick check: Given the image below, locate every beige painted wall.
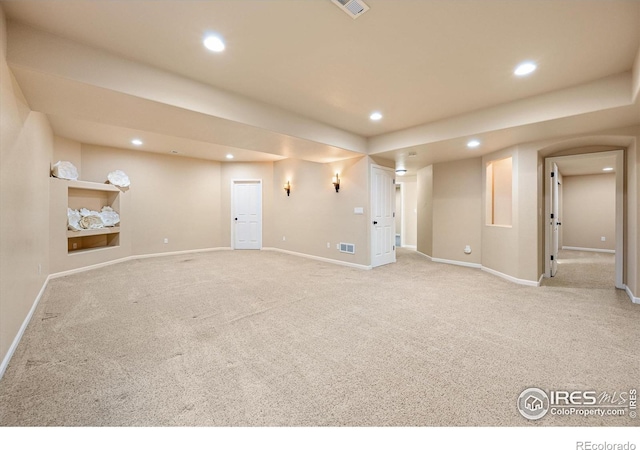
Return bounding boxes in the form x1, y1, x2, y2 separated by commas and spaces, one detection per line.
482, 146, 540, 283
52, 135, 81, 169
80, 144, 222, 256
416, 165, 433, 256
516, 149, 541, 282
0, 7, 53, 365
272, 156, 370, 266
488, 157, 513, 226
432, 158, 482, 264
482, 148, 520, 279
562, 174, 616, 251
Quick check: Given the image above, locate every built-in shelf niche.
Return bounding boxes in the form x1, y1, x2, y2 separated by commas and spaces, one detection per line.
66, 180, 121, 254
486, 157, 513, 227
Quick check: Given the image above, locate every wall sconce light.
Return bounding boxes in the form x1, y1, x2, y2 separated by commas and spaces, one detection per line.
284, 180, 291, 196
332, 173, 340, 193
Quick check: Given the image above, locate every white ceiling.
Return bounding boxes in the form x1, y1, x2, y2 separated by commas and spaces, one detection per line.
555, 153, 618, 177
2, 0, 639, 170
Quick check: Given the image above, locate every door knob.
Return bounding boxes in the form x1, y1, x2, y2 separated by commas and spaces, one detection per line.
373, 221, 378, 225
235, 218, 238, 221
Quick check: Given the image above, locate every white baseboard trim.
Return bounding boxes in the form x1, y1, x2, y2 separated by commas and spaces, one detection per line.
625, 285, 640, 305
133, 247, 232, 260
481, 266, 541, 287
49, 256, 132, 279
262, 247, 372, 270
413, 252, 538, 285
50, 247, 232, 279
426, 255, 541, 287
562, 246, 615, 254
0, 275, 50, 380
538, 274, 545, 285
431, 257, 481, 269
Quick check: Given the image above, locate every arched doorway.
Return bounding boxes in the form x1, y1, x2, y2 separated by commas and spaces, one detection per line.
539, 137, 632, 291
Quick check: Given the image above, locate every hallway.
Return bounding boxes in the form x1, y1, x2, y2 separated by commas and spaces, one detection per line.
542, 249, 616, 290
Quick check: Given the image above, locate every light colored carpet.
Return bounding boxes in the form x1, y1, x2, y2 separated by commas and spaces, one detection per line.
542, 249, 616, 289
0, 249, 638, 426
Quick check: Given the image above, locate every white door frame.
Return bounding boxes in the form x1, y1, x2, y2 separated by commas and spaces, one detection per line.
231, 179, 263, 250
544, 150, 624, 288
550, 162, 560, 277
396, 182, 403, 247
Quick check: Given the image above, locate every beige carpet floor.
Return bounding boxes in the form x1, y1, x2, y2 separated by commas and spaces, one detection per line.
0, 249, 638, 426
542, 249, 616, 289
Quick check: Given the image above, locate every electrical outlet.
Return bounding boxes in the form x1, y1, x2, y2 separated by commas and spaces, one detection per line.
327, 242, 330, 248
72, 243, 78, 250
164, 238, 169, 244
282, 236, 286, 241
601, 236, 606, 242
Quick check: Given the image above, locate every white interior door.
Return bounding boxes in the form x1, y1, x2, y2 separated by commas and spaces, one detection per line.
550, 163, 559, 277
233, 181, 262, 250
371, 166, 396, 268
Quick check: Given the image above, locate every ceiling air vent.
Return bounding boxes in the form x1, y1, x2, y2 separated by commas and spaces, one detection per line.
331, 0, 370, 19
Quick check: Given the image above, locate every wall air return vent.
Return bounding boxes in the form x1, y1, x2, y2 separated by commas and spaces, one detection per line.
331, 0, 370, 19
339, 243, 355, 254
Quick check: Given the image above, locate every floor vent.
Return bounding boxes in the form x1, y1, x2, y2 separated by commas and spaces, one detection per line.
339, 243, 355, 254
331, 0, 370, 19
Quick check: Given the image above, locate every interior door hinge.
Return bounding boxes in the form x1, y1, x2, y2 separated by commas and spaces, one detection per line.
393, 212, 395, 217
393, 245, 395, 250
550, 255, 554, 261
550, 213, 554, 219
551, 172, 555, 177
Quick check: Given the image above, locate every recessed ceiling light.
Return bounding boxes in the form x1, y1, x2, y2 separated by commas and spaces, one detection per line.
514, 61, 537, 76
203, 35, 225, 52
467, 139, 481, 148
370, 112, 383, 121
131, 139, 143, 146
408, 152, 417, 158
603, 167, 614, 171
395, 169, 407, 176
226, 154, 234, 159
170, 150, 179, 154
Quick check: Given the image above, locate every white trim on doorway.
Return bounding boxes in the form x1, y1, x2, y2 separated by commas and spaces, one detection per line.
544, 150, 624, 289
